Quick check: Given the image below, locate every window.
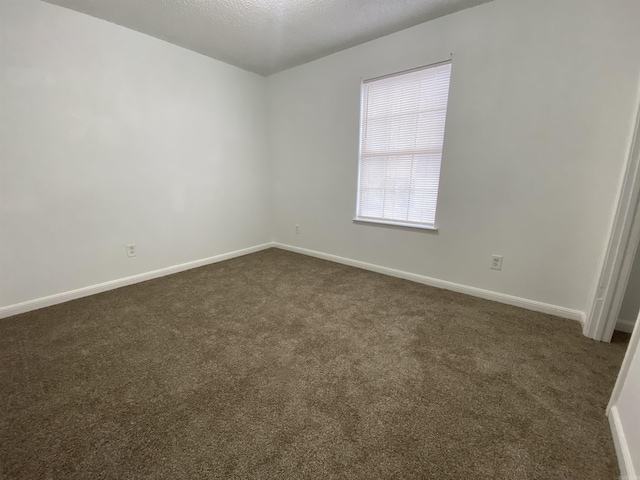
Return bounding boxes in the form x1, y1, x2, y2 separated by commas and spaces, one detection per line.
356, 61, 452, 230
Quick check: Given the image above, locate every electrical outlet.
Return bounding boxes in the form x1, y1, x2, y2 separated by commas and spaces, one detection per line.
126, 243, 137, 258
490, 255, 503, 271
295, 224, 301, 234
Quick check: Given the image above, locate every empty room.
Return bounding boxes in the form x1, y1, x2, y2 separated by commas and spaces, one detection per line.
2, 0, 640, 478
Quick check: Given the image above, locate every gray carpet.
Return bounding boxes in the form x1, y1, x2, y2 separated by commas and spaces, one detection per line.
0, 248, 629, 479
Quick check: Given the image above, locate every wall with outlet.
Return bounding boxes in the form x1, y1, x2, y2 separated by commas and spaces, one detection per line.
267, 0, 640, 314
0, 0, 269, 307
2, 0, 640, 323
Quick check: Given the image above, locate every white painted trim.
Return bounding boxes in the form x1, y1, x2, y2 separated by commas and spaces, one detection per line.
616, 318, 638, 334
608, 310, 640, 478
273, 243, 585, 323
608, 309, 640, 414
585, 88, 640, 342
3, 240, 586, 325
609, 406, 637, 480
352, 217, 438, 231
0, 243, 273, 319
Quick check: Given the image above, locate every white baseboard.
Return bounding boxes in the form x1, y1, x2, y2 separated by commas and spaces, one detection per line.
0, 243, 273, 320
1, 241, 586, 325
609, 406, 637, 480
272, 243, 585, 324
616, 318, 637, 334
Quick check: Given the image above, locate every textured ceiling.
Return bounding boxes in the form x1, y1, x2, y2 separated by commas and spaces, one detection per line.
44, 0, 492, 76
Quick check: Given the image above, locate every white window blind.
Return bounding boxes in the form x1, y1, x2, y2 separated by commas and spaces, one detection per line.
356, 61, 452, 229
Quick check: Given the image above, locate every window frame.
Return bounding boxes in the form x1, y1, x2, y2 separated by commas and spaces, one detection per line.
354, 60, 452, 231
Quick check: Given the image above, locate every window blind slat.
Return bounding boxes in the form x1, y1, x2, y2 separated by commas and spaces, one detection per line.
357, 62, 451, 228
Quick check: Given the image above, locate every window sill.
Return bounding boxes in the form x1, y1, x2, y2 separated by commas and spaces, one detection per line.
352, 217, 438, 231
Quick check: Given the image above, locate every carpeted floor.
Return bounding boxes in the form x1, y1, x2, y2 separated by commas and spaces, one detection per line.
0, 248, 629, 479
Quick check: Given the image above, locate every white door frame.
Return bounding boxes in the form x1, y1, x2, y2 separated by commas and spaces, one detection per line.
606, 308, 639, 479
607, 308, 640, 414
584, 95, 640, 342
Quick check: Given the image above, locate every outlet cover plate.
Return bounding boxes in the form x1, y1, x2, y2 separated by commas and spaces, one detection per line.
126, 244, 137, 258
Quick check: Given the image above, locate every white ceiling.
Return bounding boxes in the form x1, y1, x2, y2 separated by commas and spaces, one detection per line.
44, 0, 491, 76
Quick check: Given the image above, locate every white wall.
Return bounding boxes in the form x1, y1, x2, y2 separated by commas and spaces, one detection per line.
619, 248, 640, 329
267, 0, 640, 315
0, 0, 270, 308
609, 310, 640, 478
